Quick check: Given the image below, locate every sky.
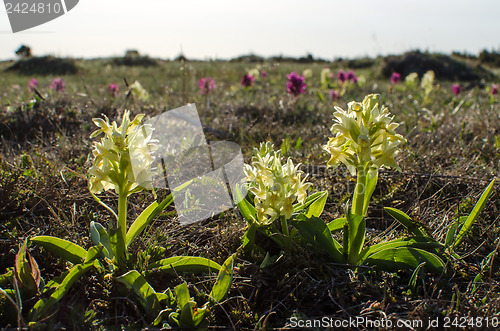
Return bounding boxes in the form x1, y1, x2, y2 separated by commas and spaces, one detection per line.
1, 0, 500, 61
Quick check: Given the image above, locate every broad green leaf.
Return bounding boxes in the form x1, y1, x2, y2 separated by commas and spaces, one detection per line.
362, 171, 378, 216
174, 282, 190, 309
126, 194, 174, 248
472, 273, 482, 295
126, 201, 159, 248
148, 256, 221, 274
85, 246, 103, 263
30, 236, 87, 265
305, 190, 328, 218
235, 186, 257, 223
90, 221, 113, 259
242, 222, 257, 251
179, 301, 207, 327
293, 191, 327, 213
109, 227, 127, 266
116, 270, 160, 316
453, 179, 496, 249
292, 215, 344, 263
327, 218, 347, 233
30, 260, 95, 320
362, 247, 445, 274
384, 207, 426, 237
347, 211, 366, 264
359, 236, 443, 262
209, 254, 235, 303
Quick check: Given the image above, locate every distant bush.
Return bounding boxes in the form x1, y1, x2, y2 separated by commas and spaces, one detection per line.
5, 56, 78, 75
478, 49, 500, 67
381, 50, 492, 81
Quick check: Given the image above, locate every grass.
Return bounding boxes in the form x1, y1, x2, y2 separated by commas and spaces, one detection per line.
0, 53, 499, 329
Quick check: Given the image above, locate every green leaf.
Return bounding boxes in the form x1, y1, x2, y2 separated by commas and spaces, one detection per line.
347, 210, 365, 264
179, 301, 207, 328
234, 185, 258, 224
116, 270, 160, 316
293, 191, 327, 213
90, 221, 113, 259
362, 247, 445, 274
362, 171, 378, 216
126, 194, 174, 248
209, 254, 235, 303
445, 216, 466, 248
148, 256, 221, 274
109, 227, 127, 266
292, 215, 344, 263
0, 269, 13, 287
317, 90, 325, 103
242, 222, 257, 251
327, 218, 347, 233
359, 236, 443, 262
294, 137, 302, 150
30, 260, 96, 320
453, 179, 496, 249
85, 245, 103, 263
305, 190, 328, 218
30, 236, 87, 265
408, 262, 426, 294
384, 207, 426, 237
174, 282, 190, 309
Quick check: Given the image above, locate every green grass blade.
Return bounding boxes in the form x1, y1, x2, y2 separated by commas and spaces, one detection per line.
148, 256, 222, 274
209, 254, 235, 303
363, 246, 445, 274
116, 270, 160, 316
384, 207, 426, 236
30, 236, 87, 265
453, 179, 496, 249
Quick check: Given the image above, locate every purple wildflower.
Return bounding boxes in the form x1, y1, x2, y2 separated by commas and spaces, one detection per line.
50, 77, 65, 92
241, 74, 255, 87
390, 72, 401, 84
28, 78, 38, 91
492, 84, 498, 95
286, 72, 307, 97
109, 83, 119, 97
198, 77, 216, 94
346, 70, 357, 82
452, 83, 461, 95
261, 70, 268, 78
329, 90, 340, 101
337, 70, 346, 83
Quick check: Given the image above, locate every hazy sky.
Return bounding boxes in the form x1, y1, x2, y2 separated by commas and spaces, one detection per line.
1, 0, 499, 60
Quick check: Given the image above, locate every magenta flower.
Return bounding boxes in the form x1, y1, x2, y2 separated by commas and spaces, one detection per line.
452, 83, 461, 95
50, 77, 65, 92
28, 78, 38, 91
261, 70, 268, 78
109, 83, 119, 97
286, 72, 307, 97
337, 70, 347, 83
241, 74, 255, 88
329, 90, 340, 101
390, 72, 401, 84
346, 70, 358, 83
492, 84, 498, 95
198, 77, 216, 94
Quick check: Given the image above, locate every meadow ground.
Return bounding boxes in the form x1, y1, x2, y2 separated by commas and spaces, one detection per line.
0, 53, 499, 329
